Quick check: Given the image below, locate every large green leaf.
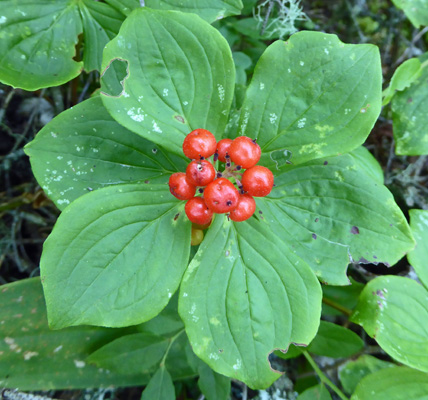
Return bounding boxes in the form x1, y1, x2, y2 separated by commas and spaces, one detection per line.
306, 321, 363, 358
339, 355, 395, 395
0, 0, 83, 90
391, 0, 428, 27
141, 366, 175, 400
100, 8, 235, 156
392, 55, 428, 155
179, 215, 322, 389
237, 31, 382, 168
41, 183, 191, 329
105, 0, 243, 22
351, 367, 428, 400
0, 278, 151, 390
351, 276, 428, 373
408, 209, 428, 289
25, 97, 185, 210
257, 153, 414, 285
0, 0, 128, 90
78, 0, 125, 71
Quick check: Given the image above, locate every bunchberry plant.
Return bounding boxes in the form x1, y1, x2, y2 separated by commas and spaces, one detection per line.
3, 3, 428, 399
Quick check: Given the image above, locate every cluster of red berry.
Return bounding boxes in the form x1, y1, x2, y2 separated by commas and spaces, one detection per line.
169, 129, 274, 229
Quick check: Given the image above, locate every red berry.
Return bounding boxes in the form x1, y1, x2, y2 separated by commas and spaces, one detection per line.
185, 197, 213, 226
191, 228, 204, 246
241, 166, 274, 197
169, 172, 196, 200
229, 194, 256, 222
228, 136, 261, 169
186, 160, 216, 187
216, 138, 233, 163
182, 129, 217, 160
204, 178, 239, 213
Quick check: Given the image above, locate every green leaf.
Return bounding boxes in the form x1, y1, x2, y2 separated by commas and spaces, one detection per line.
78, 0, 125, 71
322, 278, 364, 316
391, 0, 428, 27
87, 297, 197, 379
141, 366, 175, 400
276, 321, 363, 360
298, 384, 332, 400
351, 276, 428, 373
88, 333, 169, 374
106, 0, 243, 22
41, 183, 191, 329
145, 0, 243, 23
307, 321, 363, 358
238, 31, 382, 168
100, 8, 235, 156
392, 56, 428, 155
139, 295, 184, 337
382, 58, 422, 106
408, 209, 428, 289
257, 153, 414, 285
351, 367, 428, 400
179, 215, 322, 389
339, 355, 395, 395
274, 344, 304, 360
348, 146, 384, 184
0, 0, 83, 90
198, 362, 231, 400
25, 97, 185, 210
0, 278, 152, 390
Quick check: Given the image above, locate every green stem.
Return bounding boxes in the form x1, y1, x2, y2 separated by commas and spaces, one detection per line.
302, 350, 349, 400
322, 297, 352, 317
160, 329, 184, 367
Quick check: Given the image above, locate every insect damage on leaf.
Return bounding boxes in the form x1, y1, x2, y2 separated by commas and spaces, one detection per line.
100, 58, 130, 97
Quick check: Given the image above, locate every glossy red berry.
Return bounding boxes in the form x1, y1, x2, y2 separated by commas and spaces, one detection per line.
186, 160, 216, 187
216, 138, 233, 163
182, 129, 217, 160
185, 197, 213, 226
191, 228, 204, 246
169, 172, 196, 200
204, 178, 239, 213
229, 136, 261, 169
241, 166, 274, 197
229, 194, 256, 222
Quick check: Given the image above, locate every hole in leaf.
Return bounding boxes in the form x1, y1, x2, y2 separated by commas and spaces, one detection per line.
100, 58, 130, 97
73, 33, 84, 63
269, 149, 292, 170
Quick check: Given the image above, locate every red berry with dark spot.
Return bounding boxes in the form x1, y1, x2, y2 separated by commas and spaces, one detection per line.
169, 172, 196, 200
186, 159, 216, 187
204, 178, 239, 213
216, 138, 233, 163
182, 129, 217, 160
229, 194, 256, 222
242, 166, 274, 197
185, 197, 213, 226
229, 136, 261, 169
